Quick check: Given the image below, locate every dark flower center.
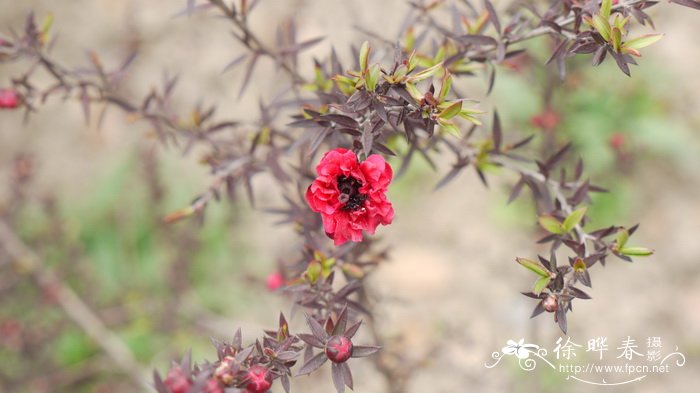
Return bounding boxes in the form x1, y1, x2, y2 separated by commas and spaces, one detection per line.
337, 175, 367, 211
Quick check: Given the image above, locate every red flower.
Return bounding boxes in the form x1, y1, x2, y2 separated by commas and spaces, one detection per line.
306, 148, 394, 246
0, 88, 20, 109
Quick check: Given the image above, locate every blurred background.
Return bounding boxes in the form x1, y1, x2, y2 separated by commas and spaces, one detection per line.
1, 1, 699, 392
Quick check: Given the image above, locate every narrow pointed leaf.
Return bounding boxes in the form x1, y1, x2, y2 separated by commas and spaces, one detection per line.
563, 207, 587, 232
351, 345, 381, 358
538, 215, 565, 234
533, 276, 551, 295
331, 363, 345, 393
298, 351, 328, 375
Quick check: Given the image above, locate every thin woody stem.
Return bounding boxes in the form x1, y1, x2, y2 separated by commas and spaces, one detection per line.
207, 0, 306, 84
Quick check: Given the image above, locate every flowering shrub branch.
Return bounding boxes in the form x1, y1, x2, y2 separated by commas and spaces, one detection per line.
2, 0, 698, 392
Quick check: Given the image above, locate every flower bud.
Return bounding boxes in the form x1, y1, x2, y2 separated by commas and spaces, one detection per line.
164, 365, 191, 393
325, 335, 353, 363
245, 365, 272, 393
203, 378, 224, 393
265, 272, 284, 291
0, 88, 20, 109
543, 294, 558, 313
214, 356, 236, 385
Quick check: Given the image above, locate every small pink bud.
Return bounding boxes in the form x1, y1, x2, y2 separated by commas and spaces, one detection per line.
0, 88, 20, 109
203, 378, 224, 393
245, 365, 273, 393
164, 365, 191, 393
265, 272, 284, 292
543, 295, 558, 313
325, 335, 353, 363
610, 133, 625, 150
531, 109, 560, 130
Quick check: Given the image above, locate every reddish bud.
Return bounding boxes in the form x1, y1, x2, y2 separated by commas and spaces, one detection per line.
164, 366, 192, 393
609, 133, 625, 150
543, 294, 558, 313
0, 88, 20, 109
531, 109, 560, 130
265, 272, 284, 292
203, 378, 224, 393
325, 335, 353, 363
245, 365, 272, 393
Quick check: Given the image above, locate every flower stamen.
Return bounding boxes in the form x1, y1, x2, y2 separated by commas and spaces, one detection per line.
337, 175, 367, 211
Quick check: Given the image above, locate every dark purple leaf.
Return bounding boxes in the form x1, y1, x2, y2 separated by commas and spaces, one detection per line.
222, 53, 247, 73
238, 53, 260, 98
507, 176, 525, 204
331, 363, 345, 393
610, 50, 631, 77
322, 114, 360, 129
340, 362, 354, 389
492, 111, 502, 151
307, 127, 330, 156
487, 63, 496, 95
530, 302, 546, 318
458, 34, 498, 46
298, 351, 328, 375
568, 286, 591, 299
546, 39, 568, 65
511, 134, 534, 150
556, 306, 567, 334
351, 345, 381, 358
298, 333, 324, 348
545, 142, 572, 168
281, 374, 290, 393
592, 45, 607, 66
305, 313, 329, 341
483, 0, 502, 34
670, 0, 700, 10
277, 36, 324, 54
344, 320, 362, 339
434, 162, 468, 190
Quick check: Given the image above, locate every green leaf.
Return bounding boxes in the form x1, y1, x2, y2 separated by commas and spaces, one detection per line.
533, 276, 551, 295
404, 82, 423, 102
437, 118, 460, 137
438, 101, 462, 120
601, 0, 612, 19
616, 228, 629, 248
624, 34, 663, 50
611, 27, 622, 52
359, 41, 370, 72
516, 257, 551, 278
366, 63, 381, 91
407, 62, 443, 83
592, 14, 611, 41
619, 247, 654, 256
563, 206, 587, 232
438, 71, 452, 103
538, 215, 565, 234
407, 50, 419, 71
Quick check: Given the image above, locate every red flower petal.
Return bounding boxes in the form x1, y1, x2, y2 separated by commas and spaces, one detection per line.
306, 148, 394, 245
